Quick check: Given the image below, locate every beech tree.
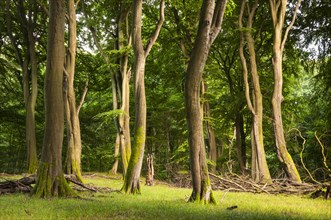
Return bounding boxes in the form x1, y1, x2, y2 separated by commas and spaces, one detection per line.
185, 0, 227, 203
122, 0, 164, 194
33, 0, 73, 197
238, 0, 271, 183
5, 0, 39, 173
63, 0, 86, 183
269, 0, 302, 183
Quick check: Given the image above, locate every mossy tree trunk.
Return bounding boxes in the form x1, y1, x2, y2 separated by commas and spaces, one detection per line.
112, 4, 132, 176
269, 0, 302, 183
238, 0, 271, 183
185, 0, 227, 204
5, 0, 38, 174
63, 0, 83, 183
33, 0, 73, 198
122, 0, 164, 194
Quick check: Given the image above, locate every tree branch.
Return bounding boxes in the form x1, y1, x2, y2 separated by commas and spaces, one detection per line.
280, 0, 302, 52
210, 0, 228, 44
77, 79, 89, 115
144, 0, 165, 57
238, 0, 255, 115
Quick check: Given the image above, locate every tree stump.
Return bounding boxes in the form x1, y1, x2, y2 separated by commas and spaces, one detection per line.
146, 153, 154, 186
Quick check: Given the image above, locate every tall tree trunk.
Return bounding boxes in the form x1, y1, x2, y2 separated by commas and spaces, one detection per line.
6, 0, 38, 174
122, 0, 164, 194
270, 0, 302, 183
33, 0, 73, 197
238, 0, 271, 183
113, 5, 132, 176
203, 83, 217, 174
185, 0, 227, 203
64, 0, 83, 183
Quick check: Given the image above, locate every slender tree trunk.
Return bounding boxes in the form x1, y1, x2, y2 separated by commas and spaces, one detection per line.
122, 0, 164, 194
270, 0, 302, 183
203, 83, 217, 174
238, 0, 271, 183
64, 0, 83, 182
33, 0, 73, 197
6, 0, 38, 174
185, 0, 227, 203
111, 134, 120, 174
115, 6, 132, 176
235, 113, 246, 174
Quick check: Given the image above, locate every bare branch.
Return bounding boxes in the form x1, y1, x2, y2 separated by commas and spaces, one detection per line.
144, 0, 165, 57
315, 131, 331, 174
281, 0, 302, 52
77, 79, 89, 115
238, 0, 255, 115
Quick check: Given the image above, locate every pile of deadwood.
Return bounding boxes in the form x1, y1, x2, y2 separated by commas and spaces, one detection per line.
0, 172, 330, 199
0, 173, 119, 195
171, 172, 331, 199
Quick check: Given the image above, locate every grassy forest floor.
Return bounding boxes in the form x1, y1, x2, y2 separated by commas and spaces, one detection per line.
0, 173, 330, 220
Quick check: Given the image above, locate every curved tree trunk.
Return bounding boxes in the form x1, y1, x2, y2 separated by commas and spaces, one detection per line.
238, 0, 271, 183
122, 0, 164, 194
33, 0, 73, 197
185, 0, 227, 203
270, 0, 302, 183
6, 0, 38, 174
64, 0, 83, 183
112, 6, 132, 176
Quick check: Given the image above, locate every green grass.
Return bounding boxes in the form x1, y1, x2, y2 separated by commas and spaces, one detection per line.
0, 173, 330, 219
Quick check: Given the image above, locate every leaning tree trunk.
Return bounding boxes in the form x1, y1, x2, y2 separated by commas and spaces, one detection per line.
33, 0, 74, 198
270, 0, 302, 183
64, 0, 83, 183
185, 0, 227, 203
238, 0, 271, 183
122, 0, 164, 194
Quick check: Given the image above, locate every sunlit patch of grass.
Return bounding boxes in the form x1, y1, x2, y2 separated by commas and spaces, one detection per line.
0, 173, 330, 219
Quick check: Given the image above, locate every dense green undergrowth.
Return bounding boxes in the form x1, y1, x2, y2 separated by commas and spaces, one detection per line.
0, 173, 330, 219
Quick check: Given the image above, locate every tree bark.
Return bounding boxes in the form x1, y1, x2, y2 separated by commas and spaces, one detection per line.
64, 0, 83, 183
270, 0, 302, 183
122, 0, 164, 194
6, 0, 38, 174
114, 5, 132, 176
145, 153, 154, 186
185, 0, 227, 203
32, 0, 74, 198
203, 83, 217, 174
238, 0, 271, 183
235, 113, 246, 174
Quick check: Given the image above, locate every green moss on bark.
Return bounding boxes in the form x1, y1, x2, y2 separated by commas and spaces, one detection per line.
122, 127, 145, 194
32, 162, 76, 198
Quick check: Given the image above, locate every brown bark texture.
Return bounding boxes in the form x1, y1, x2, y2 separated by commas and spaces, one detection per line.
6, 0, 38, 174
238, 0, 271, 183
203, 83, 217, 174
185, 0, 227, 203
122, 0, 164, 194
270, 0, 302, 183
145, 153, 154, 186
33, 0, 73, 198
64, 0, 83, 183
